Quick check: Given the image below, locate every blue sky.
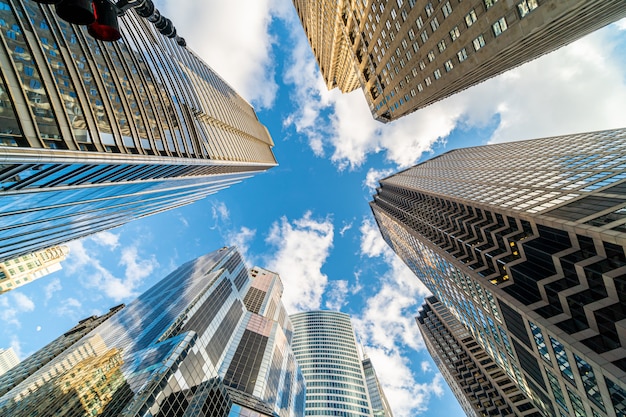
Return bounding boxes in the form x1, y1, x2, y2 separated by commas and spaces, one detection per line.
1, 1, 626, 416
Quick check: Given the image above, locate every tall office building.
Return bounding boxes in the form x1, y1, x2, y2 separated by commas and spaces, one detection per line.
0, 247, 305, 417
0, 1, 277, 263
417, 296, 541, 416
292, 0, 626, 122
291, 310, 378, 417
0, 348, 19, 377
371, 128, 626, 417
0, 245, 69, 293
362, 356, 394, 417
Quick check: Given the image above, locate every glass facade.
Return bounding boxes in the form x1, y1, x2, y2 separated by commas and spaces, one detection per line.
291, 311, 375, 417
362, 357, 393, 417
371, 128, 626, 417
0, 0, 277, 263
293, 0, 626, 122
0, 247, 304, 417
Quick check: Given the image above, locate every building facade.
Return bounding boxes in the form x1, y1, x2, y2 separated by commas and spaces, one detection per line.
371, 128, 626, 417
291, 310, 377, 417
0, 245, 69, 293
292, 0, 626, 122
0, 0, 277, 262
362, 356, 393, 417
0, 348, 19, 377
417, 295, 541, 416
0, 247, 305, 417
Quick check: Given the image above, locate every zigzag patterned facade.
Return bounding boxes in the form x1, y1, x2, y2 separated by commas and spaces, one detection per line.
371, 128, 626, 417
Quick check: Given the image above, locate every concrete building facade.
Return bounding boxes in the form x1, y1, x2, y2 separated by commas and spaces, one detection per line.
292, 0, 626, 122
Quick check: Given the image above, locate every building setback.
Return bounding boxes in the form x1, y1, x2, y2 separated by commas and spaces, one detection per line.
0, 247, 305, 417
291, 0, 626, 122
371, 128, 626, 417
0, 1, 277, 262
417, 295, 541, 416
291, 310, 379, 417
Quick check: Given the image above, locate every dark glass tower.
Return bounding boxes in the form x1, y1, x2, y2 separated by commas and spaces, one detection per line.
0, 247, 305, 417
371, 128, 626, 417
292, 0, 626, 122
0, 1, 277, 262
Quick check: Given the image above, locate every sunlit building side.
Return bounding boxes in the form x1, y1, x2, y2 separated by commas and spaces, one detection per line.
0, 245, 69, 293
0, 1, 277, 262
371, 128, 626, 417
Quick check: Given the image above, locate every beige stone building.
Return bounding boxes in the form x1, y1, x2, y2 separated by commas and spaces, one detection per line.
0, 246, 69, 293
293, 0, 626, 122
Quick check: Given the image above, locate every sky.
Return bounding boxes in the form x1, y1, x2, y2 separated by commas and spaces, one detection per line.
1, 1, 626, 416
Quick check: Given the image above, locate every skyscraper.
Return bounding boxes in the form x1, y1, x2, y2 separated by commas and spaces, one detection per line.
0, 1, 277, 262
371, 128, 626, 417
0, 348, 19, 377
292, 0, 626, 122
291, 310, 379, 417
362, 356, 394, 417
0, 247, 305, 417
0, 245, 69, 293
417, 296, 541, 416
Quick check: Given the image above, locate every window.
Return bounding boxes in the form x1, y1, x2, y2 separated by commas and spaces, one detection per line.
419, 60, 426, 70
518, 0, 539, 18
391, 9, 397, 19
550, 336, 576, 384
408, 29, 415, 40
430, 17, 439, 31
450, 26, 460, 41
442, 1, 452, 17
386, 20, 391, 30
484, 0, 498, 9
421, 30, 428, 43
412, 42, 419, 52
493, 17, 508, 36
416, 16, 424, 29
444, 60, 453, 72
465, 9, 478, 27
425, 2, 434, 17
427, 50, 435, 62
437, 39, 446, 52
424, 76, 432, 86
412, 68, 418, 77
473, 34, 485, 51
433, 69, 441, 79
417, 83, 424, 92
574, 354, 606, 412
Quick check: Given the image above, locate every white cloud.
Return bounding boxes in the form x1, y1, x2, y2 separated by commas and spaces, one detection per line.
44, 278, 62, 303
66, 236, 159, 302
421, 361, 433, 373
12, 292, 35, 312
324, 279, 349, 311
339, 220, 353, 237
352, 218, 435, 417
366, 348, 444, 417
10, 335, 22, 360
211, 201, 230, 226
265, 211, 334, 313
227, 226, 257, 264
283, 16, 626, 169
91, 231, 120, 250
363, 168, 395, 193
0, 292, 35, 327
55, 297, 83, 319
161, 0, 287, 108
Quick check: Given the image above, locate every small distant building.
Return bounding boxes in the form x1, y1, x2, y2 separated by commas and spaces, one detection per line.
0, 348, 19, 377
0, 246, 69, 294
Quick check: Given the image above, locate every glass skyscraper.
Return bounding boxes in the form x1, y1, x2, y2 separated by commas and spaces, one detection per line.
371, 128, 626, 417
0, 0, 277, 262
291, 310, 381, 417
292, 0, 626, 122
0, 247, 305, 417
362, 356, 393, 417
